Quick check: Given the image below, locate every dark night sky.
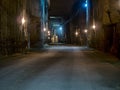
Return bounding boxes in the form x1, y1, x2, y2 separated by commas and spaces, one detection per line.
49, 0, 78, 17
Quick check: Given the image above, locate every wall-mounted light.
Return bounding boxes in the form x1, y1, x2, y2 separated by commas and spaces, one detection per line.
22, 17, 26, 25
84, 29, 88, 33
44, 28, 46, 32
92, 25, 96, 29
75, 31, 78, 36
48, 31, 50, 36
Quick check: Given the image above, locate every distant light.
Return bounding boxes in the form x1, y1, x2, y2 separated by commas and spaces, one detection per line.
48, 37, 50, 39
92, 25, 96, 29
59, 27, 62, 30
22, 17, 25, 25
48, 31, 50, 36
75, 31, 78, 36
85, 3, 88, 7
84, 0, 88, 7
84, 29, 88, 33
48, 31, 50, 34
44, 28, 46, 31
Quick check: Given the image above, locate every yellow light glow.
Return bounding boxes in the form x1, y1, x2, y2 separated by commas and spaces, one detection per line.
22, 17, 25, 25
84, 29, 88, 33
92, 25, 96, 29
75, 32, 78, 36
48, 31, 50, 34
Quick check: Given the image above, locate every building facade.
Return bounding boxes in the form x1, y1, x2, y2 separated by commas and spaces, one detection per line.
0, 0, 24, 55
49, 16, 65, 44
0, 0, 50, 55
40, 0, 50, 46
89, 0, 120, 58
68, 0, 88, 45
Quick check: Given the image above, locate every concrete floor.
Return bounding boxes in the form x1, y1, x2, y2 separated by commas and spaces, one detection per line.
0, 46, 120, 90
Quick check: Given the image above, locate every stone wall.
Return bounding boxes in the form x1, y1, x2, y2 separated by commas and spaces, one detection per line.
0, 0, 24, 55
0, 0, 41, 55
27, 0, 41, 45
89, 0, 120, 58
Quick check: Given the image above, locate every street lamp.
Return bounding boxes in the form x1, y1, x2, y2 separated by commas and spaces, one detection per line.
84, 29, 88, 33
48, 31, 50, 36
21, 16, 27, 37
21, 16, 30, 49
59, 26, 63, 35
47, 30, 51, 43
75, 31, 78, 36
84, 1, 88, 8
92, 25, 96, 29
22, 17, 26, 25
75, 31, 78, 45
84, 29, 88, 46
83, 0, 89, 46
44, 27, 46, 32
59, 27, 62, 31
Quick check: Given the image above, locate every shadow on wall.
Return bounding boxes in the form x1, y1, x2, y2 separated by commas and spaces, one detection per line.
103, 23, 120, 58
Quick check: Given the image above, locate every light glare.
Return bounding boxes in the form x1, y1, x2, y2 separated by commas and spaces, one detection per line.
84, 29, 88, 33
92, 25, 96, 29
75, 31, 78, 36
59, 27, 62, 30
48, 31, 50, 36
22, 17, 25, 25
85, 4, 88, 7
44, 28, 46, 31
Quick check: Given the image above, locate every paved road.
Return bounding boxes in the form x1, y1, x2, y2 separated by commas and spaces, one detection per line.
0, 46, 120, 90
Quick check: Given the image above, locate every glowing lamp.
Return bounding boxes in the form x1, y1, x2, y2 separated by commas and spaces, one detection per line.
84, 29, 88, 33
44, 28, 46, 32
22, 17, 25, 25
92, 25, 96, 29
